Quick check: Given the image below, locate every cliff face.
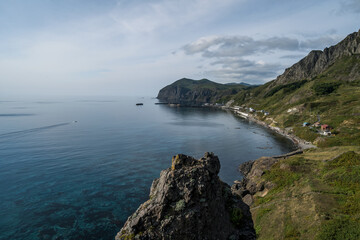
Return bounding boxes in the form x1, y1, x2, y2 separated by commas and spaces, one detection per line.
115, 153, 255, 240
157, 78, 247, 106
274, 30, 360, 85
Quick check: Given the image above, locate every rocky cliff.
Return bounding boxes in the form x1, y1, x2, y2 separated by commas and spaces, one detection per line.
157, 78, 249, 106
274, 29, 360, 85
115, 153, 256, 240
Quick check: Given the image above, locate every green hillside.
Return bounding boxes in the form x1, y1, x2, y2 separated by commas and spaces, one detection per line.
157, 30, 360, 240
231, 55, 360, 147
157, 78, 255, 106
229, 31, 360, 240
251, 146, 360, 240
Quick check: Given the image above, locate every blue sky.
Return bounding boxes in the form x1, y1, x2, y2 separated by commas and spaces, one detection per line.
0, 0, 359, 97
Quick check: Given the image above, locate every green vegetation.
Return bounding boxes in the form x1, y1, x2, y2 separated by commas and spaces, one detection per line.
175, 199, 186, 211
230, 207, 244, 227
317, 151, 360, 239
224, 37, 360, 239
251, 147, 360, 240
158, 78, 259, 104
160, 36, 360, 239
312, 82, 341, 95
265, 80, 308, 98
118, 231, 135, 240
230, 55, 360, 146
170, 78, 247, 90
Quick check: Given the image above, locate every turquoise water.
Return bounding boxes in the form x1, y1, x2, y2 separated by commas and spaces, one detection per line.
0, 97, 295, 239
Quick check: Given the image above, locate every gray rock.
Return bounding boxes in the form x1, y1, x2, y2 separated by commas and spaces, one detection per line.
242, 194, 254, 206
115, 153, 256, 240
274, 29, 360, 85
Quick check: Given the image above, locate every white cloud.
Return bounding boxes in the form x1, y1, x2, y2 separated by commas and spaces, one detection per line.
339, 0, 360, 13
180, 34, 341, 84
0, 0, 358, 96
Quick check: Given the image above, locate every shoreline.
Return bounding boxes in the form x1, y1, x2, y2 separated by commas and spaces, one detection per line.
226, 108, 317, 151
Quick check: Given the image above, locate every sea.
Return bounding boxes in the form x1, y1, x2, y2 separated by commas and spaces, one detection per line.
0, 96, 296, 240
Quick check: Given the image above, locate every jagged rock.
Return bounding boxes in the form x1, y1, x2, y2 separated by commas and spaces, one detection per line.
242, 195, 254, 206
115, 153, 256, 240
234, 156, 283, 206
275, 29, 360, 85
238, 160, 254, 176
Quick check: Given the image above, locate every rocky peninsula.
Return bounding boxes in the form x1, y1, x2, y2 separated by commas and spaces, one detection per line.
115, 153, 256, 240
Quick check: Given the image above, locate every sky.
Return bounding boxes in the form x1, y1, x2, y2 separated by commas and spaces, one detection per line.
0, 0, 359, 97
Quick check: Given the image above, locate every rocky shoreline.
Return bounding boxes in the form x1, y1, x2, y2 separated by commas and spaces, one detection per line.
115, 153, 256, 240
231, 149, 303, 207
228, 108, 316, 150
116, 103, 316, 239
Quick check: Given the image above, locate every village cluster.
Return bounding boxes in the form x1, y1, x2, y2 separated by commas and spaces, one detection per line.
302, 122, 332, 136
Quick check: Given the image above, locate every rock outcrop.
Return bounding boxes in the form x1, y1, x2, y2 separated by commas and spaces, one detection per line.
232, 150, 303, 206
115, 153, 255, 240
274, 29, 360, 85
232, 157, 279, 206
157, 78, 248, 106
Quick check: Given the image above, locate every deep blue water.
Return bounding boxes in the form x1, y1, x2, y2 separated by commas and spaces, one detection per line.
0, 97, 295, 240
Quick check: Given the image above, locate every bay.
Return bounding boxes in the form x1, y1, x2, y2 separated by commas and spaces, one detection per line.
0, 96, 295, 240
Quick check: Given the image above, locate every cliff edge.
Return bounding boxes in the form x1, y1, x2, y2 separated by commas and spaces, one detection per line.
115, 152, 255, 240
157, 78, 249, 106
274, 29, 360, 85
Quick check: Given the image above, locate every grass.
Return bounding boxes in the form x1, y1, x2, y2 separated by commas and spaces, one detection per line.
230, 207, 244, 227
230, 55, 360, 146
317, 151, 360, 240
226, 51, 360, 240
251, 147, 360, 240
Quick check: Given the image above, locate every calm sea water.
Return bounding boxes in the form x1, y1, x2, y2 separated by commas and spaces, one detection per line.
0, 96, 295, 240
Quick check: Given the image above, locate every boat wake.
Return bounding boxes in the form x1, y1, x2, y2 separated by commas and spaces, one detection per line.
0, 122, 72, 140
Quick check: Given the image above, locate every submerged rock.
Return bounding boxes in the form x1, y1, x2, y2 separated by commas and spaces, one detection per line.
115, 153, 255, 240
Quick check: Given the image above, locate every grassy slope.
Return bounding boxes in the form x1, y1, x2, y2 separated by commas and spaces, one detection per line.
161, 78, 254, 104
252, 147, 360, 240
232, 55, 360, 147
230, 55, 360, 239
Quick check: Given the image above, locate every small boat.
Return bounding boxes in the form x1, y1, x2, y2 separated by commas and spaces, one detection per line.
136, 103, 143, 106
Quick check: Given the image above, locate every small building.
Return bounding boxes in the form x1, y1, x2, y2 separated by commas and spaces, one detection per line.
264, 112, 270, 116
321, 131, 331, 136
303, 122, 310, 127
321, 124, 331, 131
313, 122, 321, 127
249, 107, 256, 112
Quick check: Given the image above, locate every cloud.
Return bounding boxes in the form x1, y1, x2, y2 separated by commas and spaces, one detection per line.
182, 34, 340, 83
280, 54, 306, 59
300, 36, 341, 49
205, 57, 283, 83
110, 0, 241, 34
183, 36, 300, 57
339, 0, 360, 14
183, 35, 339, 58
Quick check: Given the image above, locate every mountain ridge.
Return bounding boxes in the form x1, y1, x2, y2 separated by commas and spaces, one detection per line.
274, 29, 360, 85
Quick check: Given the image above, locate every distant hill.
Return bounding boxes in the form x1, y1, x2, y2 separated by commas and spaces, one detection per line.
225, 82, 260, 86
157, 78, 253, 106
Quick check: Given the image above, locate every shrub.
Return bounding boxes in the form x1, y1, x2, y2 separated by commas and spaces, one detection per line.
264, 80, 307, 97
230, 207, 243, 227
312, 82, 341, 95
